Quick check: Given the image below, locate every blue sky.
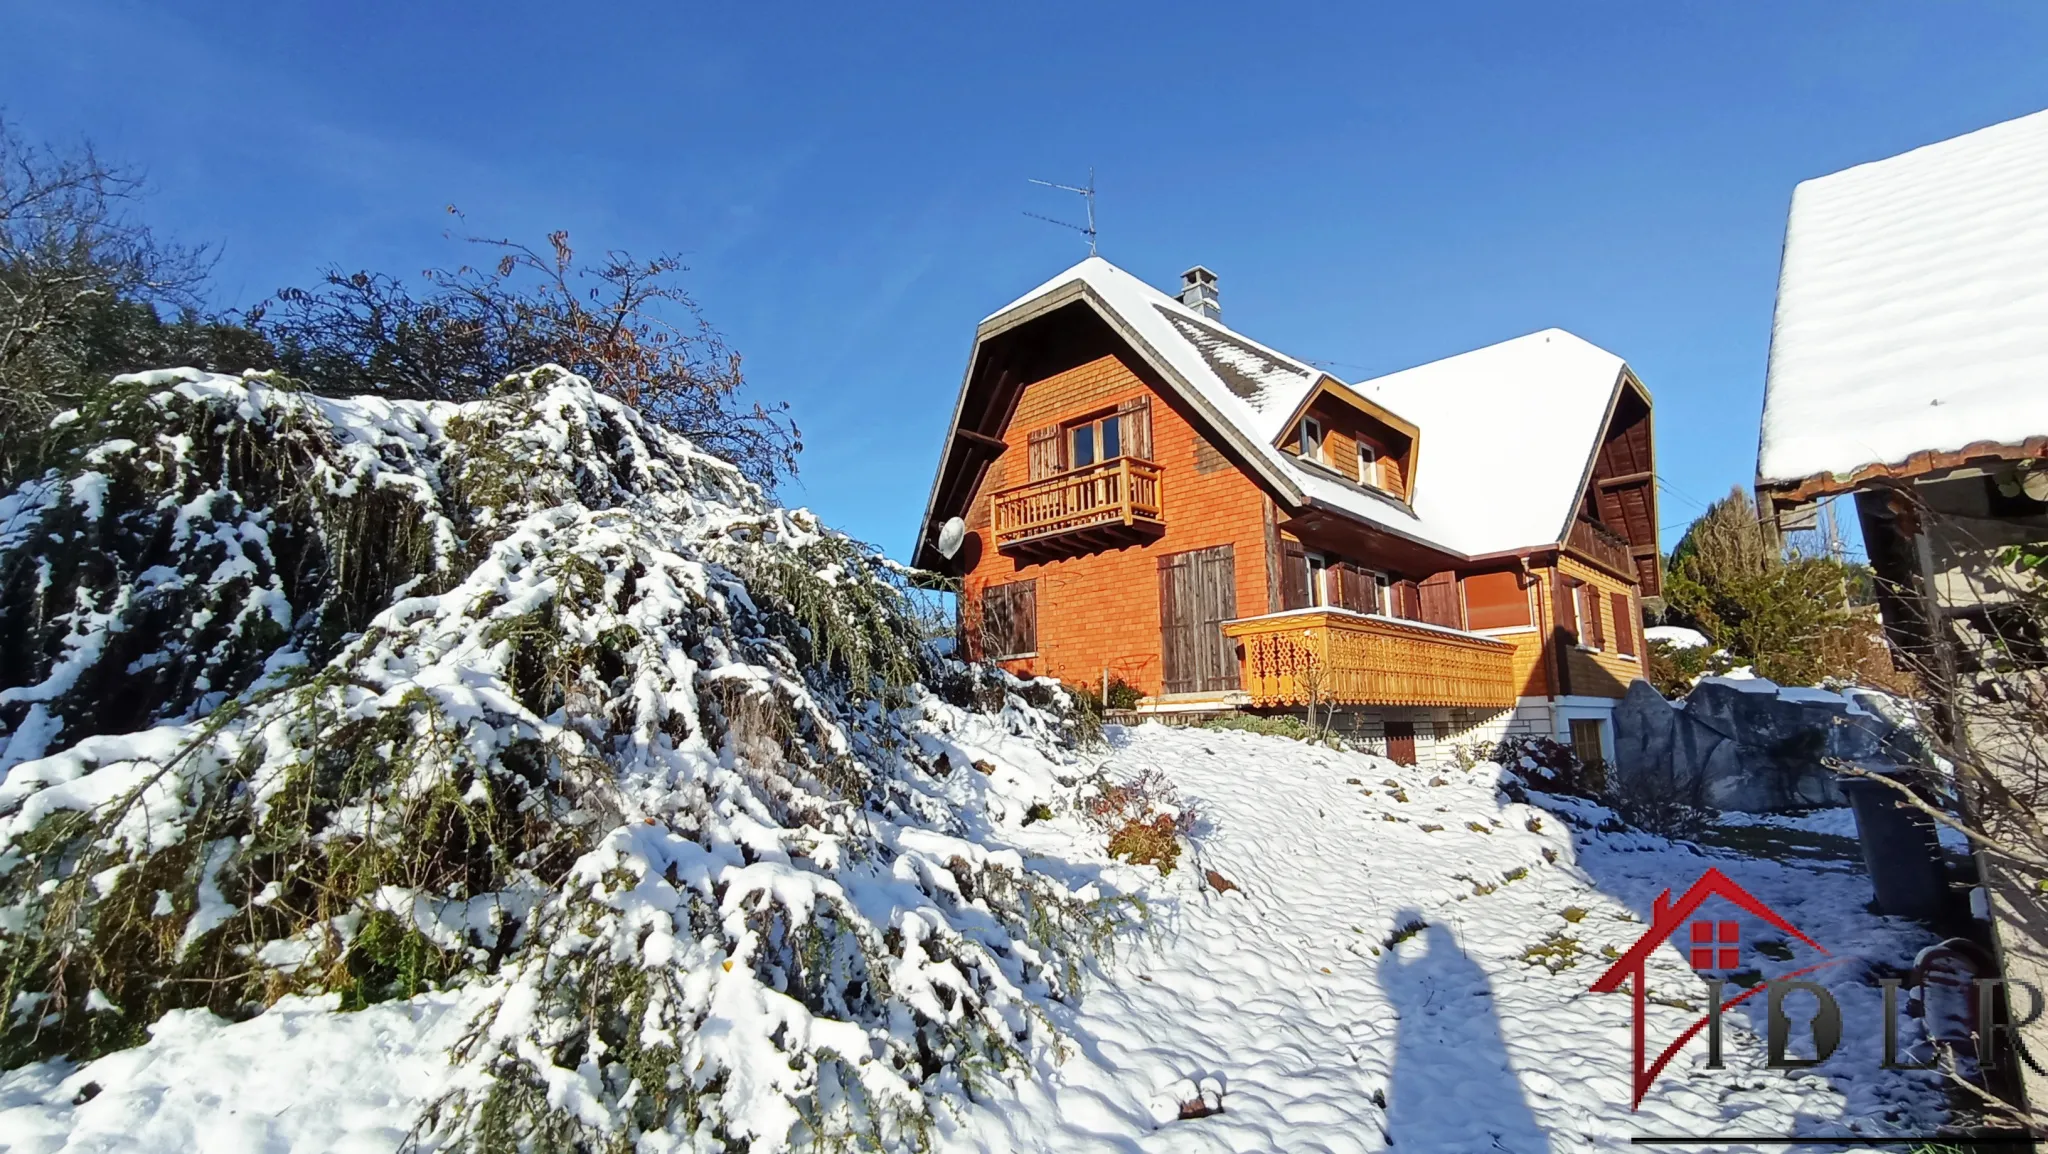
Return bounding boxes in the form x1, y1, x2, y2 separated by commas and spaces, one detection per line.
7, 3, 2048, 560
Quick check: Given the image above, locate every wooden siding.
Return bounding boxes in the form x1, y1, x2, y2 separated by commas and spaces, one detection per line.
1224, 611, 1517, 710
1553, 555, 1646, 698
959, 352, 1273, 695
1585, 382, 1661, 596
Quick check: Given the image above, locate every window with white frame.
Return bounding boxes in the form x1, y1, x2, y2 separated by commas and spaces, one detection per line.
1304, 551, 1330, 607
1357, 443, 1379, 489
1298, 417, 1324, 463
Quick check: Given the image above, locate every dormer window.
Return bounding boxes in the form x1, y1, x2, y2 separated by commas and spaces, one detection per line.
1298, 417, 1324, 463
1357, 443, 1380, 489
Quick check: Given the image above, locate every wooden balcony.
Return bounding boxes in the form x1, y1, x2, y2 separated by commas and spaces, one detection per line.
1222, 610, 1518, 711
1566, 516, 1634, 579
991, 456, 1165, 560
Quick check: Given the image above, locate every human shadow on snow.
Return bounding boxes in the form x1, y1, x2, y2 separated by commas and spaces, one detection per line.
1379, 911, 1554, 1153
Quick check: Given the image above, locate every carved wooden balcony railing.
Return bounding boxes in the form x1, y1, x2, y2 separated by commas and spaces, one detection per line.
1221, 610, 1518, 711
1566, 516, 1634, 579
991, 456, 1165, 559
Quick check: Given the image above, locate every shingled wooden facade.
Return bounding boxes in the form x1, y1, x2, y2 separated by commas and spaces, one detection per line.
916, 259, 1657, 764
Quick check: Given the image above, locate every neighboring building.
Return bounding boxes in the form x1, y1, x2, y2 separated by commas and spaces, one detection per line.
913, 256, 1659, 765
1754, 107, 2048, 1105
1756, 106, 2048, 669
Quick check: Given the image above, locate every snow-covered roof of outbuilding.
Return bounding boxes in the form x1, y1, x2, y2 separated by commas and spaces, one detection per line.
969, 256, 1639, 559
1759, 107, 2048, 494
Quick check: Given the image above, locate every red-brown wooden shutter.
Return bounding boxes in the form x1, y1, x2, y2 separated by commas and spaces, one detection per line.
1027, 426, 1063, 480
1612, 591, 1635, 657
1419, 571, 1461, 629
1554, 574, 1579, 644
1335, 562, 1373, 614
1280, 540, 1310, 610
1394, 579, 1422, 621
1462, 571, 1530, 630
1116, 396, 1153, 461
1550, 570, 1576, 697
1586, 584, 1606, 650
980, 580, 1037, 659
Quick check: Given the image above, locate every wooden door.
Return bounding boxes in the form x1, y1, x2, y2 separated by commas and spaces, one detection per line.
1159, 545, 1240, 694
1385, 720, 1417, 766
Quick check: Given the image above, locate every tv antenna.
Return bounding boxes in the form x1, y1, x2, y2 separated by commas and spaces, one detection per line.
1024, 170, 1097, 254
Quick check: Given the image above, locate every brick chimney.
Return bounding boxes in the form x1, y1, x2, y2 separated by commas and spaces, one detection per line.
1179, 266, 1220, 321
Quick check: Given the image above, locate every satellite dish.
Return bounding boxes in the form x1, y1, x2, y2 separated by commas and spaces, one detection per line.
935, 516, 967, 559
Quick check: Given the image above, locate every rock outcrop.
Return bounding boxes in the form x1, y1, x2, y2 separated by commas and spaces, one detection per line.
1611, 677, 1920, 812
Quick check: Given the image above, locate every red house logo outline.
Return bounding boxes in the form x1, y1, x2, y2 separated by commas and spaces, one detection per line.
1589, 867, 1837, 1108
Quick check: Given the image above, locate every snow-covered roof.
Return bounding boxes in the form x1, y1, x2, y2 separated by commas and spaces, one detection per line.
1354, 329, 1629, 556
1759, 107, 2048, 491
975, 257, 1633, 559
985, 257, 1328, 443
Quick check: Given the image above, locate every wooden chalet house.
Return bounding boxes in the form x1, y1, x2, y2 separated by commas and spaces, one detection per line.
914, 257, 1659, 765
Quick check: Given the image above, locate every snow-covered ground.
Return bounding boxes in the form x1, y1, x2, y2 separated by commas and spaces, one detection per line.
1646, 625, 1710, 650
2, 724, 1951, 1152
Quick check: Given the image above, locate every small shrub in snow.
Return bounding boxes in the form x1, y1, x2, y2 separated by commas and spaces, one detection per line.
1198, 713, 1342, 747
1519, 932, 1581, 974
1479, 736, 1603, 799
1106, 815, 1183, 875
1082, 768, 1198, 877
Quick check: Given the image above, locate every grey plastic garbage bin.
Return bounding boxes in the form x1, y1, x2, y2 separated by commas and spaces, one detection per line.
1839, 773, 1951, 921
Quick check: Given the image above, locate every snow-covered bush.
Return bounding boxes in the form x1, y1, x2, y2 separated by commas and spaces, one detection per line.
0, 367, 1121, 1150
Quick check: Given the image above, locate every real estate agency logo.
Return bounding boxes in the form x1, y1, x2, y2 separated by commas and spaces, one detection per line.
1589, 867, 2042, 1111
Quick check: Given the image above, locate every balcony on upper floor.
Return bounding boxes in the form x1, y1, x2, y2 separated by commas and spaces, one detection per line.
990, 456, 1165, 561
1221, 609, 1518, 711
1566, 516, 1635, 580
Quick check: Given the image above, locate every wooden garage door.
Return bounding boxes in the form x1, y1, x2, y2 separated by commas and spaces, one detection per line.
1159, 545, 1240, 695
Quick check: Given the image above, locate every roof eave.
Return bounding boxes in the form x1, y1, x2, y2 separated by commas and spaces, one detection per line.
1756, 438, 2048, 508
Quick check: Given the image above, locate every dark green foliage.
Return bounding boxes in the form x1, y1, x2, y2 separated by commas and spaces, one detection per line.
0, 378, 442, 757
1105, 678, 1141, 711
1663, 487, 1886, 687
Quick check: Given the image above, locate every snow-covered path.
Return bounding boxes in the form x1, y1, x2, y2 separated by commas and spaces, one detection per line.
947, 725, 1950, 1153
0, 724, 1952, 1152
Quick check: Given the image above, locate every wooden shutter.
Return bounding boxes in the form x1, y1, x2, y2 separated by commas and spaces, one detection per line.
1159, 546, 1238, 693
1335, 562, 1373, 614
1612, 591, 1635, 657
1419, 571, 1460, 629
1550, 570, 1576, 696
979, 584, 1008, 658
1585, 585, 1605, 650
981, 580, 1036, 659
1462, 571, 1530, 630
1116, 396, 1153, 461
1280, 539, 1310, 610
1027, 426, 1063, 481
1393, 579, 1422, 621
1554, 575, 1579, 643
